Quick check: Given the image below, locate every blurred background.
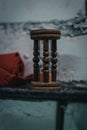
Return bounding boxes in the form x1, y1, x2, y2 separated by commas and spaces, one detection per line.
0, 0, 87, 130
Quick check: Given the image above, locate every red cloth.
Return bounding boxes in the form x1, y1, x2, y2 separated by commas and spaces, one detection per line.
0, 52, 33, 86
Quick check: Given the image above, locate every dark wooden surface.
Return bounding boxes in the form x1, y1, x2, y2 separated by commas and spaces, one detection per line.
30, 29, 61, 40
0, 81, 87, 102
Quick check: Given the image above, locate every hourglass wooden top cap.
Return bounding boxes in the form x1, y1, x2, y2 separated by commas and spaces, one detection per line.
30, 29, 61, 40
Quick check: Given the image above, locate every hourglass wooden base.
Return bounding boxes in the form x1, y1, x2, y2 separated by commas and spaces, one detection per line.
31, 82, 61, 90
30, 29, 61, 90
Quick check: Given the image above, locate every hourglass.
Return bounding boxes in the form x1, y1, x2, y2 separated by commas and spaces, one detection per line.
30, 29, 61, 90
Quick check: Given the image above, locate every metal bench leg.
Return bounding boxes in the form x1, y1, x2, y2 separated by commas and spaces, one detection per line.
56, 101, 67, 130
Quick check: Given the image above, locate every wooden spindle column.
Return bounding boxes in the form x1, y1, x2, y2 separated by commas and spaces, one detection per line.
43, 39, 49, 82
51, 40, 57, 81
33, 40, 40, 81
30, 29, 61, 90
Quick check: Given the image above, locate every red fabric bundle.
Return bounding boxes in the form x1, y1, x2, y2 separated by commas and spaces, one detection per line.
0, 52, 33, 86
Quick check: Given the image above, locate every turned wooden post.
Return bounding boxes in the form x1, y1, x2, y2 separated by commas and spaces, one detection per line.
51, 39, 57, 81
30, 29, 61, 90
33, 40, 40, 81
43, 39, 49, 82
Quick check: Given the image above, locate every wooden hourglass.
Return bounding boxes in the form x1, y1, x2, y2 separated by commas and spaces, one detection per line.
30, 29, 61, 90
